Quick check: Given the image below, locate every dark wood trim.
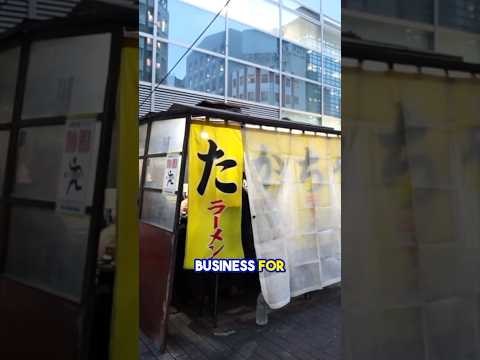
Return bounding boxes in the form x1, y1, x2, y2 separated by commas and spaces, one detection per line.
141, 105, 341, 135
0, 41, 30, 273
17, 116, 67, 128
7, 198, 56, 209
162, 114, 191, 353
142, 187, 166, 193
144, 152, 169, 158
342, 36, 480, 73
139, 121, 152, 218
79, 25, 123, 360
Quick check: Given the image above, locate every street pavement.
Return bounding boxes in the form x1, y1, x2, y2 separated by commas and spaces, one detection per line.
140, 286, 342, 360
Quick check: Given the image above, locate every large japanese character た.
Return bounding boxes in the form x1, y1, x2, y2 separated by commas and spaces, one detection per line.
197, 139, 238, 195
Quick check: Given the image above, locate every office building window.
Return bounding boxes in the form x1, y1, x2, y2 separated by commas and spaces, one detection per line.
282, 41, 322, 82
140, 0, 155, 34
228, 19, 280, 69
343, 15, 434, 51
324, 86, 341, 118
324, 25, 341, 88
283, 0, 321, 21
140, 0, 342, 125
437, 30, 480, 64
282, 8, 322, 52
324, 0, 341, 22
281, 109, 322, 125
156, 41, 225, 96
140, 36, 153, 82
156, 0, 226, 54
439, 0, 480, 33
342, 0, 434, 24
228, 0, 280, 36
282, 76, 321, 113
228, 61, 280, 106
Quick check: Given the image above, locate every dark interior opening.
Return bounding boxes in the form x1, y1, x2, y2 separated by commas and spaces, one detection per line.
171, 185, 261, 324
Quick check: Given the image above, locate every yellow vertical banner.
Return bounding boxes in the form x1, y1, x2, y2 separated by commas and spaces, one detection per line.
184, 122, 245, 269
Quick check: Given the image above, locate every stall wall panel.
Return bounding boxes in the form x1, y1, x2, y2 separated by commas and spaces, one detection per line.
12, 125, 64, 202
0, 278, 78, 358
342, 67, 480, 360
140, 223, 175, 348
5, 206, 90, 301
0, 131, 9, 192
22, 33, 111, 119
0, 47, 20, 122
0, 27, 119, 359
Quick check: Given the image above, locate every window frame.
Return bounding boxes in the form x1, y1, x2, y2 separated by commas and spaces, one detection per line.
0, 25, 122, 305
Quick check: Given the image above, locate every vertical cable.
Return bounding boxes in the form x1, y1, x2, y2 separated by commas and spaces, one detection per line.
224, 4, 229, 103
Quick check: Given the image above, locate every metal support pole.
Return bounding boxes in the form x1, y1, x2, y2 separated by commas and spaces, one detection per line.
213, 273, 220, 328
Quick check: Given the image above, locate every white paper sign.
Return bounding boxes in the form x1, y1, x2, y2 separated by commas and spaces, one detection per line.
162, 154, 181, 194
57, 119, 100, 214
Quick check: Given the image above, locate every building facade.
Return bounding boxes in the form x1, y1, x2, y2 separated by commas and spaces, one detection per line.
140, 0, 341, 129
343, 0, 480, 64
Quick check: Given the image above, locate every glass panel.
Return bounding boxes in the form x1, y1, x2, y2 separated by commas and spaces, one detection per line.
13, 126, 64, 202
139, 124, 148, 155
228, 61, 280, 106
22, 34, 111, 119
0, 131, 9, 192
180, 0, 228, 13
5, 206, 90, 301
281, 110, 321, 125
157, 0, 226, 54
140, 36, 153, 82
145, 157, 166, 189
437, 30, 480, 64
282, 40, 322, 82
324, 86, 341, 118
282, 76, 321, 113
439, 0, 480, 33
299, 0, 320, 12
322, 114, 341, 131
0, 47, 20, 123
283, 0, 320, 20
156, 42, 225, 96
323, 0, 341, 22
343, 15, 434, 51
282, 8, 322, 51
149, 118, 186, 154
139, 159, 144, 187
228, 19, 279, 69
139, 0, 155, 33
343, 0, 434, 24
324, 25, 341, 88
142, 190, 177, 230
228, 0, 280, 36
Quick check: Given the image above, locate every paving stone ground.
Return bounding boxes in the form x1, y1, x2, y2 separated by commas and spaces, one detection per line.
141, 286, 342, 360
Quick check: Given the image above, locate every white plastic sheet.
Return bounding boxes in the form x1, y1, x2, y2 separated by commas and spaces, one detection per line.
244, 128, 341, 309
342, 67, 480, 360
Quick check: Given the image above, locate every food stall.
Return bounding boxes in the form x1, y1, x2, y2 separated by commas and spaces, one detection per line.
0, 3, 138, 359
139, 103, 342, 351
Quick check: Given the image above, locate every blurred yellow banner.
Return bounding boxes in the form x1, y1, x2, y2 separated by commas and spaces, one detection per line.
184, 122, 245, 269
